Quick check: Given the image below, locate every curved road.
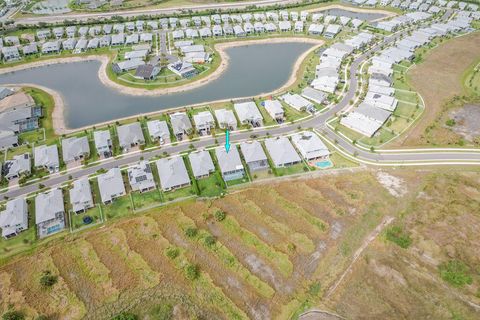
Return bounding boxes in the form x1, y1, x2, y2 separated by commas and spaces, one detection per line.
1, 14, 479, 201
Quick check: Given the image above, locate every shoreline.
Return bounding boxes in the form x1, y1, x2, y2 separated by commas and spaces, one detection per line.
1, 38, 323, 134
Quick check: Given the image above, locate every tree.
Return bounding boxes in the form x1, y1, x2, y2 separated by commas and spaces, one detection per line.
204, 235, 216, 247
2, 311, 24, 320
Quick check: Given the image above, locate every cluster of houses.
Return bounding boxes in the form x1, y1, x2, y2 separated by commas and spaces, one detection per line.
350, 0, 479, 14
0, 95, 327, 184
0, 88, 42, 149
0, 130, 329, 239
0, 7, 371, 63
341, 12, 474, 137
311, 32, 375, 96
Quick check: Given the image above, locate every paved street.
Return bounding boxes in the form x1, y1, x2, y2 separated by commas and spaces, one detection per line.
0, 11, 478, 201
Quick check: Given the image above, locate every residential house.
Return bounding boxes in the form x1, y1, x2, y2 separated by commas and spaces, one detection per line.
168, 60, 197, 78
170, 112, 192, 141
239, 141, 269, 172
2, 47, 20, 62
156, 157, 191, 191
127, 160, 156, 192
69, 177, 94, 213
0, 198, 28, 239
93, 130, 113, 158
291, 131, 329, 161
2, 153, 30, 180
193, 111, 215, 135
324, 24, 342, 38
35, 189, 65, 238
188, 150, 215, 179
263, 99, 285, 123
147, 119, 170, 144
215, 109, 237, 131
215, 147, 245, 181
301, 87, 327, 105
41, 41, 61, 54
97, 168, 126, 204
117, 122, 145, 152
112, 59, 145, 73
281, 93, 315, 113
234, 101, 263, 127
134, 64, 160, 80
61, 136, 90, 164
264, 136, 301, 167
34, 145, 60, 173
22, 44, 38, 56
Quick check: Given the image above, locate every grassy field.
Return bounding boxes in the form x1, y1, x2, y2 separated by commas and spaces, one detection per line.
392, 31, 480, 147
2, 169, 480, 319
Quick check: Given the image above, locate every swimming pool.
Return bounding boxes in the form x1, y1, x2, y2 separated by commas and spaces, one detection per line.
315, 160, 333, 169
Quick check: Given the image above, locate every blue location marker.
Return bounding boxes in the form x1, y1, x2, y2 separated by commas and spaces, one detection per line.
225, 130, 231, 153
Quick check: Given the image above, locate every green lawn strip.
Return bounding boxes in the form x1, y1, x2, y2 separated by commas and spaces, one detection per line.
162, 186, 196, 202
100, 195, 134, 220
274, 162, 309, 177
24, 87, 57, 143
394, 89, 419, 104
174, 212, 275, 299
225, 177, 250, 187
196, 172, 225, 197
393, 101, 423, 118
241, 198, 315, 254
18, 129, 44, 145
270, 189, 328, 233
5, 144, 31, 159
70, 206, 103, 231
329, 151, 360, 169
220, 214, 293, 277
131, 189, 164, 211
105, 228, 160, 289
358, 127, 396, 146
164, 245, 248, 320
282, 102, 308, 122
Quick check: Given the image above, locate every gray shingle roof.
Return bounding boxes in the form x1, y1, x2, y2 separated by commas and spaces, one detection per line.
215, 147, 244, 173
188, 150, 214, 178
239, 141, 267, 163
264, 137, 301, 167
156, 157, 190, 190
35, 189, 65, 224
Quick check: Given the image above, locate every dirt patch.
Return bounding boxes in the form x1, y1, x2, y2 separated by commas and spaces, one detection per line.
376, 171, 407, 198
449, 104, 480, 142
393, 32, 480, 146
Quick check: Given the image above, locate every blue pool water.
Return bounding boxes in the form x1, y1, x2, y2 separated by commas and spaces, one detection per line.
315, 160, 333, 169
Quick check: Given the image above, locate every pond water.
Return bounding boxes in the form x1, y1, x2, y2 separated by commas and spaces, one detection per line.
320, 8, 388, 21
0, 42, 314, 129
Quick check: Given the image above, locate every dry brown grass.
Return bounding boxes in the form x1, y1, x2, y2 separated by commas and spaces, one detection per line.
393, 32, 480, 146
322, 171, 480, 320
2, 170, 473, 319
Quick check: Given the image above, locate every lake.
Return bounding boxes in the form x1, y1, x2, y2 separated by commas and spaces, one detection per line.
0, 42, 314, 129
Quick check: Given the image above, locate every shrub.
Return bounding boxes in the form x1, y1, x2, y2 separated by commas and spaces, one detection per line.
165, 247, 179, 259
185, 227, 198, 238
445, 119, 456, 127
185, 264, 200, 280
214, 210, 226, 222
385, 226, 412, 249
111, 312, 138, 320
39, 270, 57, 288
204, 235, 216, 247
439, 260, 473, 287
2, 311, 24, 320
